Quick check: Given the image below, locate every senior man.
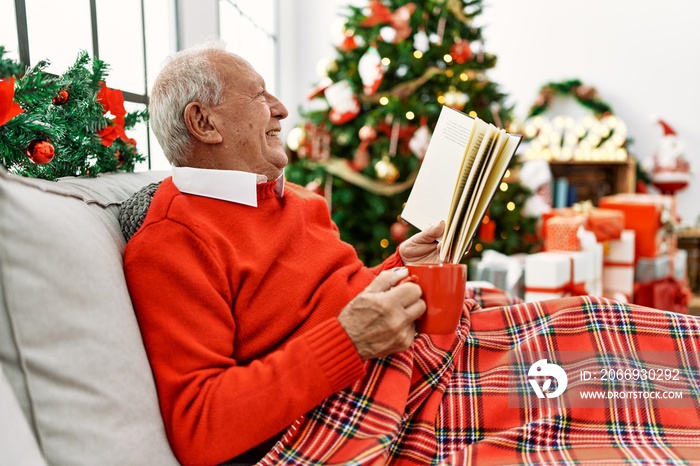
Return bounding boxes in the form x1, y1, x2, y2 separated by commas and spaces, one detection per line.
125, 43, 700, 466
124, 42, 446, 464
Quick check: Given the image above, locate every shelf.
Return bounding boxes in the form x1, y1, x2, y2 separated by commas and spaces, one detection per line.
549, 158, 636, 205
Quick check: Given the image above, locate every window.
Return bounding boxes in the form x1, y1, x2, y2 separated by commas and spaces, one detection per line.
219, 0, 279, 95
1, 0, 176, 170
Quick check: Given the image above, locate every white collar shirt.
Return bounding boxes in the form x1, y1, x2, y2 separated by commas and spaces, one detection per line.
171, 166, 285, 208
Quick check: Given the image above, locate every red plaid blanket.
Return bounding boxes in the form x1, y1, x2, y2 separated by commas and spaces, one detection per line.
259, 289, 700, 465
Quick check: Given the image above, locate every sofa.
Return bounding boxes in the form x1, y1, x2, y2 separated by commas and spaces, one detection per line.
0, 166, 179, 465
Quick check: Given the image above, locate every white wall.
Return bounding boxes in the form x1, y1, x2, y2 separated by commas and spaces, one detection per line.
277, 0, 700, 225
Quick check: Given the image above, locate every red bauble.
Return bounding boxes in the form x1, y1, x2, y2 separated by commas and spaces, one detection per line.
26, 139, 55, 164
359, 125, 377, 141
450, 41, 472, 64
52, 89, 70, 105
390, 221, 410, 243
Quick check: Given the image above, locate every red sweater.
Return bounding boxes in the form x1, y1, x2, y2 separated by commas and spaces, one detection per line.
124, 177, 403, 465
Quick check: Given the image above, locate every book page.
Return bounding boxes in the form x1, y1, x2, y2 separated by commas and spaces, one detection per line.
458, 132, 523, 256
440, 119, 489, 261
453, 127, 505, 259
442, 124, 497, 262
442, 117, 483, 259
401, 106, 473, 232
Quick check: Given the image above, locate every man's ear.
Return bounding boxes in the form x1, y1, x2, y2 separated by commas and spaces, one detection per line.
183, 102, 223, 144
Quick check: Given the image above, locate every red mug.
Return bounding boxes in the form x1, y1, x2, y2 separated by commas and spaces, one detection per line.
402, 263, 467, 334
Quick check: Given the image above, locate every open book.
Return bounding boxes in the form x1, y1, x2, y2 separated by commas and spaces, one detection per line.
401, 106, 522, 263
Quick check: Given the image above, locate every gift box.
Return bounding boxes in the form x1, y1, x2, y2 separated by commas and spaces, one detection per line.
542, 203, 625, 243
544, 216, 587, 251
587, 241, 604, 297
602, 230, 636, 299
673, 249, 688, 282
524, 251, 594, 302
598, 194, 676, 260
635, 255, 671, 284
470, 251, 525, 298
633, 277, 691, 314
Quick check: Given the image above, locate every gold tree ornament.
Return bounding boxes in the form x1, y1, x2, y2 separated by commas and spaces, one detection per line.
375, 155, 400, 184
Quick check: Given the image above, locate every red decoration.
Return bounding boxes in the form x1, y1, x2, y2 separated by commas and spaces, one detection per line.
26, 139, 55, 164
324, 80, 360, 125
358, 47, 385, 95
0, 77, 24, 126
352, 146, 371, 171
633, 277, 691, 314
297, 123, 331, 162
96, 82, 136, 147
450, 41, 473, 64
52, 89, 70, 105
360, 1, 416, 43
337, 35, 359, 52
645, 119, 692, 195
307, 77, 333, 100
478, 215, 496, 243
390, 221, 410, 243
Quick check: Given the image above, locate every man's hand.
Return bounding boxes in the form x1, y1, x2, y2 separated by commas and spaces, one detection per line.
338, 269, 425, 360
398, 221, 445, 265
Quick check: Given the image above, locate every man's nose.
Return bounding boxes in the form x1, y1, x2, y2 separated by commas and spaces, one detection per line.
269, 94, 288, 120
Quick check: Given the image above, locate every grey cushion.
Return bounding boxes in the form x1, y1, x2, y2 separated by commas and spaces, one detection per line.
0, 167, 178, 465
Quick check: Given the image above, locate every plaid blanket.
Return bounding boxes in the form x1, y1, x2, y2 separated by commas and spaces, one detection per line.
259, 289, 700, 465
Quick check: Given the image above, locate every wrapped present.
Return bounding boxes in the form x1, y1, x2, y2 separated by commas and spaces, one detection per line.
470, 250, 525, 298
542, 202, 625, 243
587, 241, 604, 297
598, 193, 676, 259
635, 255, 671, 284
673, 249, 688, 282
577, 228, 603, 297
544, 216, 586, 251
633, 277, 691, 314
524, 251, 594, 302
602, 230, 636, 300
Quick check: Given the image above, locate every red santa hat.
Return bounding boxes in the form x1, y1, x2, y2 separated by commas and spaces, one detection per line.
659, 119, 676, 136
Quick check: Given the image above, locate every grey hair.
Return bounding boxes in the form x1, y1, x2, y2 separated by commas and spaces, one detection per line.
149, 41, 227, 166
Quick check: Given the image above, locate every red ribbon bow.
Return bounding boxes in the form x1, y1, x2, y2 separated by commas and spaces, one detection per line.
360, 0, 416, 43
0, 77, 25, 127
96, 82, 136, 147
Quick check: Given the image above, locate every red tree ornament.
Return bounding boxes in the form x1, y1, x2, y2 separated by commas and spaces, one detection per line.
52, 89, 70, 105
26, 139, 55, 164
450, 40, 473, 64
390, 221, 410, 243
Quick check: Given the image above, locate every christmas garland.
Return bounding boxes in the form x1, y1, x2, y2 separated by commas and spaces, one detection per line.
527, 79, 612, 118
0, 46, 147, 180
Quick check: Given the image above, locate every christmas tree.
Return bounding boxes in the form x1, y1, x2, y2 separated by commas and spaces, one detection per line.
286, 0, 538, 265
0, 46, 146, 180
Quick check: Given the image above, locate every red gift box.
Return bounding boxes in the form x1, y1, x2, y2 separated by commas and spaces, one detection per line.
544, 216, 586, 251
633, 277, 690, 314
542, 204, 625, 244
598, 194, 676, 260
